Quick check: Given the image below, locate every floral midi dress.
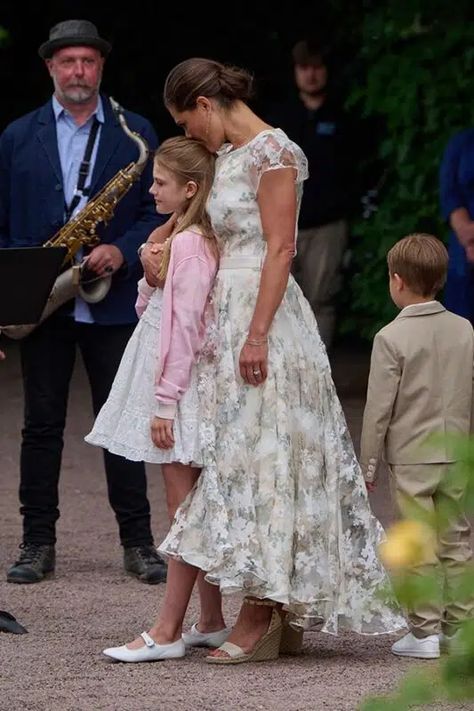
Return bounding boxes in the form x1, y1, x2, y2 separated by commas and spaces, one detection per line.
159, 129, 406, 634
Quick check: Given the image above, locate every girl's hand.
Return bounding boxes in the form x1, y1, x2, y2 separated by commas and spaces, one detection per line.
0, 349, 5, 361
151, 416, 175, 449
239, 341, 268, 387
141, 243, 165, 288
366, 481, 376, 493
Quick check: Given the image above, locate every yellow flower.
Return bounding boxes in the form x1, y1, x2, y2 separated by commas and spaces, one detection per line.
379, 520, 437, 570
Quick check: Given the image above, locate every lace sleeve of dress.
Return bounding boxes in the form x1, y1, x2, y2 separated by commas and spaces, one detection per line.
248, 130, 309, 192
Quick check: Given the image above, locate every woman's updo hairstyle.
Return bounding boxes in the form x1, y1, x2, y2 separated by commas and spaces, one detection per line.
164, 58, 254, 111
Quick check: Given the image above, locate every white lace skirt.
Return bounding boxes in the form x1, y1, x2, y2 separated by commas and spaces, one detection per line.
159, 270, 407, 634
85, 289, 202, 466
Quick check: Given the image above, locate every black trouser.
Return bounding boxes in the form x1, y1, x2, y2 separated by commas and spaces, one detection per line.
18, 310, 153, 548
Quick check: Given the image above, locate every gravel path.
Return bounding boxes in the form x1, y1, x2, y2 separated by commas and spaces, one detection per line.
0, 341, 470, 711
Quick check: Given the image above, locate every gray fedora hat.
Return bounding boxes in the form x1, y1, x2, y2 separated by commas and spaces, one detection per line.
38, 19, 112, 59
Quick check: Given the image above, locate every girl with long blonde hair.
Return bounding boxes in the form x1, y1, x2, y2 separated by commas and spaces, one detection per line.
87, 136, 229, 661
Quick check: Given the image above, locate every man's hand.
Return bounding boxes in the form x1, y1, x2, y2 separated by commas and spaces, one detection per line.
151, 416, 175, 449
141, 243, 165, 288
86, 244, 124, 276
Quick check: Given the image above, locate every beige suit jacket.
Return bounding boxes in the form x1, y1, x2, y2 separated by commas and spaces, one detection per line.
360, 302, 474, 482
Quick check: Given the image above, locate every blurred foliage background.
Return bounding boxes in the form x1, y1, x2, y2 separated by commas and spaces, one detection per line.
1, 1, 474, 337
342, 0, 474, 337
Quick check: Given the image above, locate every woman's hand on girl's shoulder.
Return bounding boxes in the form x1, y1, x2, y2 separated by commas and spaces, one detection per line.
151, 416, 175, 449
147, 213, 178, 244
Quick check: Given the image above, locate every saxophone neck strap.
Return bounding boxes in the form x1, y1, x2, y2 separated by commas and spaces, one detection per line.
65, 117, 100, 222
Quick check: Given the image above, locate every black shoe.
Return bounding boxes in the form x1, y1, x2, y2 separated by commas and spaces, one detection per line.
7, 543, 55, 584
0, 610, 28, 634
123, 545, 167, 584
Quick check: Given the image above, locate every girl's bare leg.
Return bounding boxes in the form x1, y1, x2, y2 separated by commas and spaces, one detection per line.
126, 463, 200, 649
195, 571, 226, 632
126, 557, 200, 648
126, 463, 226, 648
162, 462, 199, 521
163, 463, 227, 634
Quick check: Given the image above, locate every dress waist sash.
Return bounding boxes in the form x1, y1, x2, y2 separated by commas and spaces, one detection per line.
218, 256, 263, 270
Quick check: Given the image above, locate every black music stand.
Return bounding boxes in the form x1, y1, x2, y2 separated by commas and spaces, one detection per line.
0, 246, 67, 326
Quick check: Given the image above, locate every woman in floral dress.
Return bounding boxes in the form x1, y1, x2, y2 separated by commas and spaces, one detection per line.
142, 58, 406, 665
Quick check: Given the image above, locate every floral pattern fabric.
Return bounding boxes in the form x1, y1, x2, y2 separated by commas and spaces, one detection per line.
159, 129, 406, 634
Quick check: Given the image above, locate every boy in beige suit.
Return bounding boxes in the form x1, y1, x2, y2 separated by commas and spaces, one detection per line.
360, 233, 474, 659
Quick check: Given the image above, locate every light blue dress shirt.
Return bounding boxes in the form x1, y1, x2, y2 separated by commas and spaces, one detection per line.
53, 95, 104, 323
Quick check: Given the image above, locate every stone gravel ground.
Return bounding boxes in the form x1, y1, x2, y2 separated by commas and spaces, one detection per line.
0, 341, 471, 711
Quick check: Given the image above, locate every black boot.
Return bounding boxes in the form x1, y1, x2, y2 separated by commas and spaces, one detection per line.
0, 611, 28, 634
7, 543, 55, 584
123, 545, 167, 584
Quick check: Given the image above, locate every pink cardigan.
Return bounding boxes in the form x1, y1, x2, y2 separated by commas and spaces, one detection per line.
135, 228, 217, 420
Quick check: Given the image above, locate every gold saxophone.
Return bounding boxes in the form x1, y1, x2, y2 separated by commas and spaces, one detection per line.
3, 97, 150, 340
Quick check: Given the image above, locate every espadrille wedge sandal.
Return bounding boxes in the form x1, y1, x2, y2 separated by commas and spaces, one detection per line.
206, 599, 282, 665
279, 619, 304, 655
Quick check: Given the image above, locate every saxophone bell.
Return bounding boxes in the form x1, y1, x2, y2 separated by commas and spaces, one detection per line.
77, 261, 112, 304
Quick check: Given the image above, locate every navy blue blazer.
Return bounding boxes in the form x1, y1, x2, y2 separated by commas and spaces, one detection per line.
0, 95, 162, 325
440, 128, 474, 322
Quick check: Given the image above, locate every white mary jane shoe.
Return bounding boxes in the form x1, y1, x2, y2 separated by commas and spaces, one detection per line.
103, 631, 185, 663
182, 623, 231, 648
391, 631, 440, 659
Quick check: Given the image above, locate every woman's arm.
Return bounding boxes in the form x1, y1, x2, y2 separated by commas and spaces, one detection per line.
239, 167, 297, 387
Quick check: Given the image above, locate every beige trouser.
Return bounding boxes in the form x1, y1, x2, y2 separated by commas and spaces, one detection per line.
292, 220, 348, 350
390, 463, 474, 638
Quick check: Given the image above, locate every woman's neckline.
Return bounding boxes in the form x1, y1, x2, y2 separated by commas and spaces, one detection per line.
222, 127, 283, 156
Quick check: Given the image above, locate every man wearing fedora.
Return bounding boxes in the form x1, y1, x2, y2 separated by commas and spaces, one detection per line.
0, 20, 167, 585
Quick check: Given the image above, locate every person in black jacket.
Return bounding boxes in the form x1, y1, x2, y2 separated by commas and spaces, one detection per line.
0, 20, 166, 585
268, 39, 355, 350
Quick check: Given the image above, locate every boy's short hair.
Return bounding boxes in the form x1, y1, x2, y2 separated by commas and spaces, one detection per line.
387, 233, 448, 297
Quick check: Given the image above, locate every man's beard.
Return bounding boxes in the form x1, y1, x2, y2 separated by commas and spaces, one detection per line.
54, 77, 101, 105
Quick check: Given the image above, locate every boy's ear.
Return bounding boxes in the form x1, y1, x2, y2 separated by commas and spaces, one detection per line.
392, 272, 404, 290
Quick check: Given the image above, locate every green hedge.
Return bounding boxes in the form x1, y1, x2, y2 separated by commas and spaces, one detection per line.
342, 1, 474, 337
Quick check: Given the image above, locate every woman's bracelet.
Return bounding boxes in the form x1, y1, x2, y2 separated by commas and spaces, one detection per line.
246, 336, 268, 347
